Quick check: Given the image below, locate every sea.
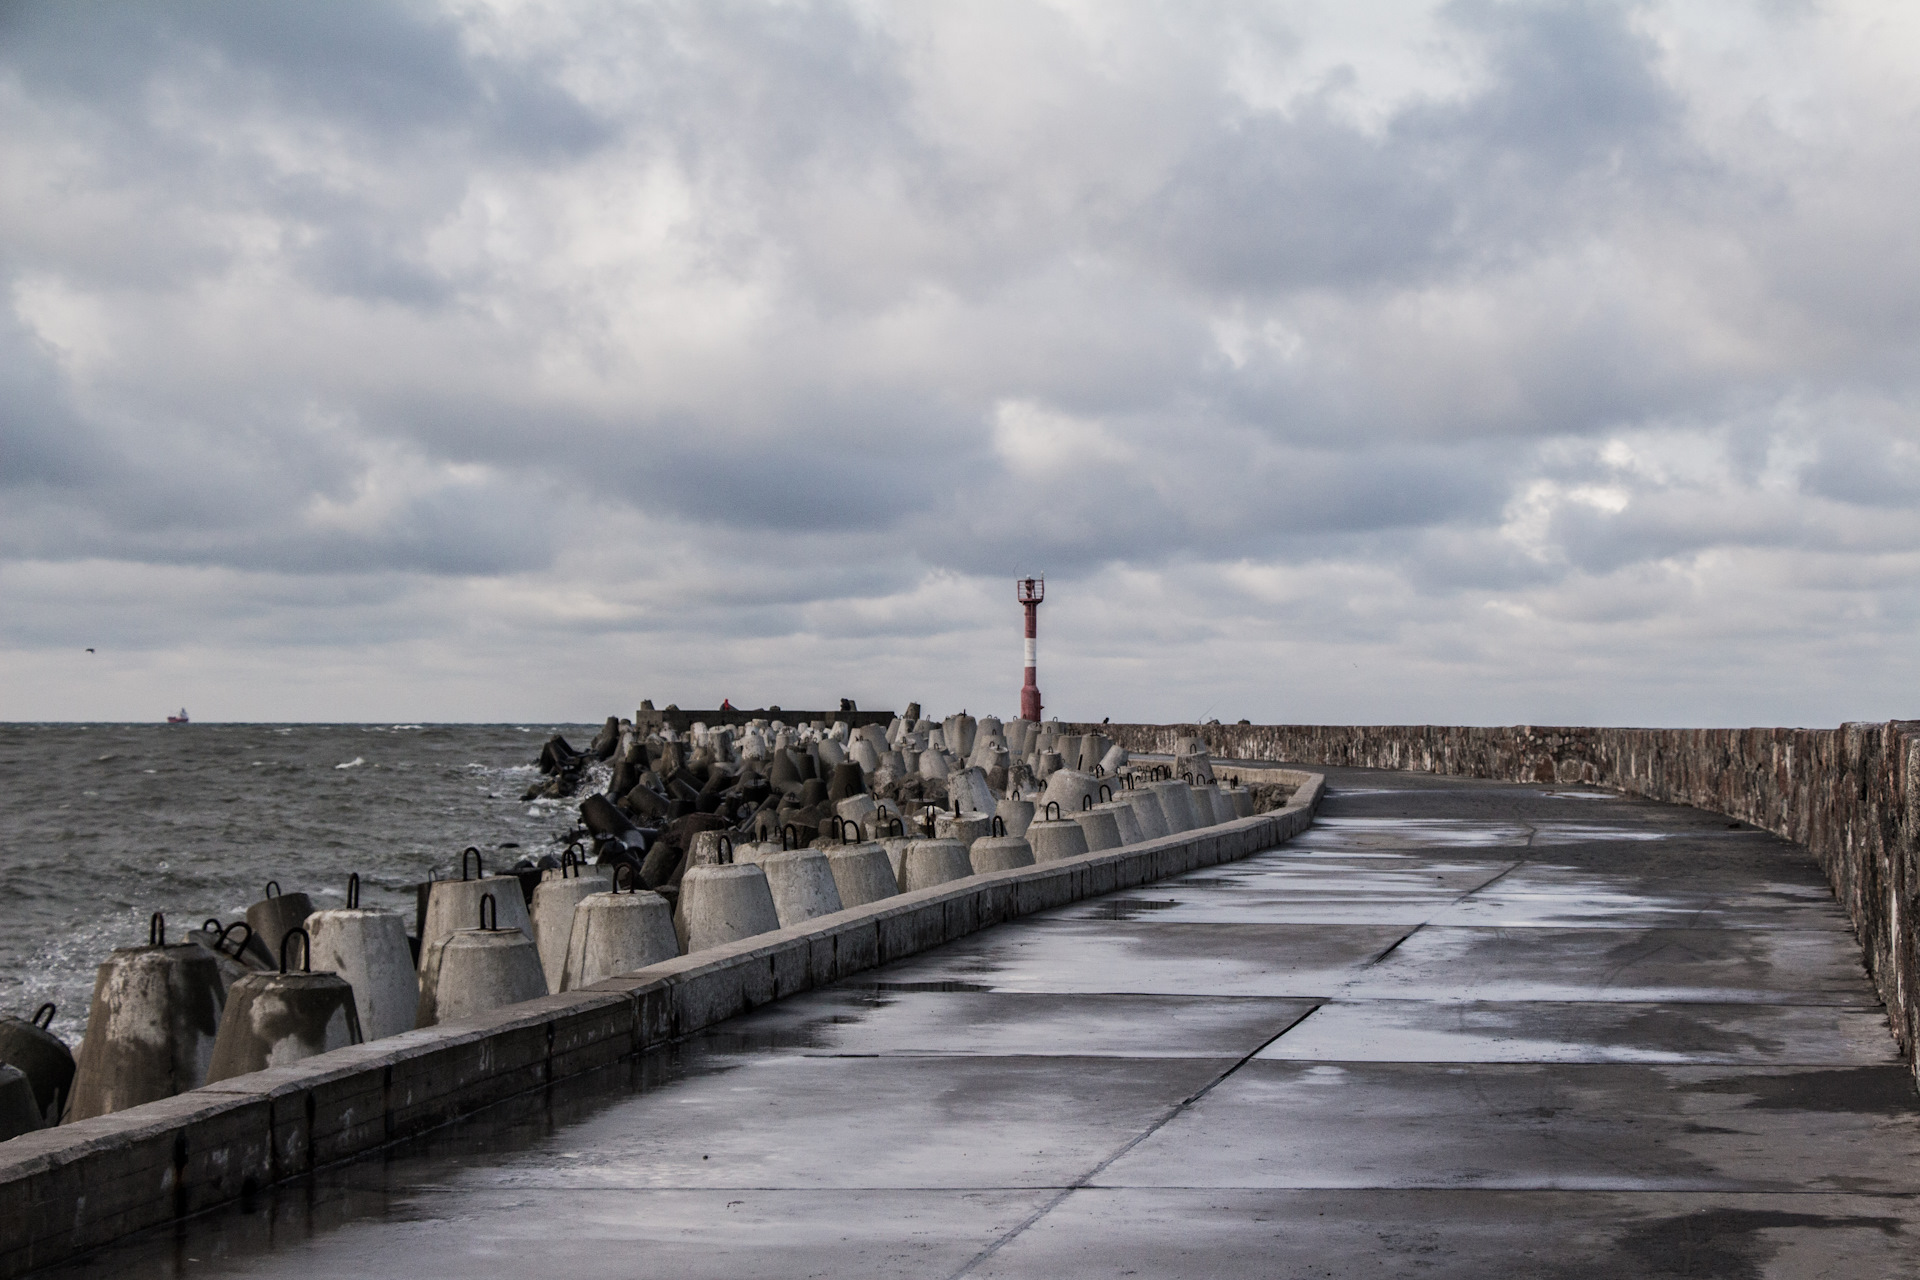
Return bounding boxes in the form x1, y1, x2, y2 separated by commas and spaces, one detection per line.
0, 723, 599, 1043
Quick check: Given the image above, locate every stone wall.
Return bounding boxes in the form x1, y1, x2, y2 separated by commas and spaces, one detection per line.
1070, 720, 1920, 1072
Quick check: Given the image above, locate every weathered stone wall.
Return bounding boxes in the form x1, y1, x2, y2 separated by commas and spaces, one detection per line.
1070, 720, 1920, 1071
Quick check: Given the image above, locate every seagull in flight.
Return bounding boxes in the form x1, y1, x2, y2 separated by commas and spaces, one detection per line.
85, 648, 95, 654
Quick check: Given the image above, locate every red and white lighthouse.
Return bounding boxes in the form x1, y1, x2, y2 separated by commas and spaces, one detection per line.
1017, 575, 1044, 721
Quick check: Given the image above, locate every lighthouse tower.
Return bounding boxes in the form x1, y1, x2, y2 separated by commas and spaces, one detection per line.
1017, 576, 1044, 720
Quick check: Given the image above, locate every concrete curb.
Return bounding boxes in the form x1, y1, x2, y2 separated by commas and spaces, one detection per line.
0, 772, 1321, 1277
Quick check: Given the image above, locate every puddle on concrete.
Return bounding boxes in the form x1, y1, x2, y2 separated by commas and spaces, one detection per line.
1084, 898, 1182, 920
1529, 824, 1672, 843
1258, 1001, 1899, 1066
1298, 818, 1535, 849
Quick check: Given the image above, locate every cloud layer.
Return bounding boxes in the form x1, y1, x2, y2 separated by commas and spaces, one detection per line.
5, 0, 1919, 726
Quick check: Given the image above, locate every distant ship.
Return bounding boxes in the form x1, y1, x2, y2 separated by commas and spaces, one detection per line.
166, 708, 189, 724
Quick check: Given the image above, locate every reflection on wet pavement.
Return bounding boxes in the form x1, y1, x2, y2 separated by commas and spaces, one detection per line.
42, 766, 1917, 1280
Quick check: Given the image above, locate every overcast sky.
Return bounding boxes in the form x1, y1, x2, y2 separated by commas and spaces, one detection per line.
4, 1, 1918, 727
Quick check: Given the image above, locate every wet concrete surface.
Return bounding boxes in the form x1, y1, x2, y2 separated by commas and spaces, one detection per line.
40, 767, 1919, 1278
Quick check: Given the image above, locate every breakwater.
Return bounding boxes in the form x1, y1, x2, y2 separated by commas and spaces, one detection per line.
0, 776, 1319, 1277
1074, 720, 1920, 1073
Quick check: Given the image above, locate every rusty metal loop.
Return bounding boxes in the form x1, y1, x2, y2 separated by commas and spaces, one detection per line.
264, 880, 281, 899
479, 892, 498, 931
217, 921, 254, 958
279, 927, 312, 974
32, 1003, 56, 1030
1045, 801, 1062, 821
462, 847, 484, 881
347, 872, 361, 909
991, 815, 1006, 837
614, 863, 638, 893
149, 912, 166, 947
718, 834, 735, 866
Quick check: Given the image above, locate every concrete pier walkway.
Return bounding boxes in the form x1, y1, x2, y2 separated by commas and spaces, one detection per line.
41, 768, 1920, 1277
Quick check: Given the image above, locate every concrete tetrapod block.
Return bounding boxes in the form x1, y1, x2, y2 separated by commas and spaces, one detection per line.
1077, 733, 1112, 773
879, 837, 915, 887
1208, 786, 1238, 824
918, 749, 950, 780
243, 889, 313, 963
0, 1010, 75, 1127
1040, 768, 1100, 815
1071, 807, 1124, 852
559, 890, 679, 990
530, 870, 607, 992
934, 813, 994, 844
995, 797, 1036, 838
834, 793, 880, 831
0, 1065, 41, 1140
67, 941, 225, 1120
1122, 790, 1169, 841
849, 739, 882, 773
825, 841, 899, 907
969, 834, 1035, 874
948, 765, 996, 815
415, 927, 547, 1028
950, 713, 978, 759
755, 850, 844, 928
1175, 748, 1217, 782
1094, 799, 1143, 846
1226, 786, 1256, 819
305, 907, 420, 1043
1148, 779, 1197, 834
675, 864, 782, 954
1026, 817, 1091, 864
204, 969, 363, 1084
899, 838, 975, 893
826, 762, 866, 804
1098, 744, 1129, 775
1187, 784, 1221, 827
420, 876, 533, 966
184, 924, 265, 999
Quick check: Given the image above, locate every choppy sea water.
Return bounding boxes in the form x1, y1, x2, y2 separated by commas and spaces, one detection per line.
0, 723, 595, 1043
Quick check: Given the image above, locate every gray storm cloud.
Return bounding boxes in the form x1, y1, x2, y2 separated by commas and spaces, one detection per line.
3, 0, 1918, 726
